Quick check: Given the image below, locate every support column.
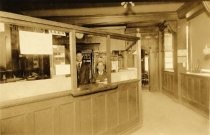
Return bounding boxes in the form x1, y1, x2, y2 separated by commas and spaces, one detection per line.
70, 30, 77, 89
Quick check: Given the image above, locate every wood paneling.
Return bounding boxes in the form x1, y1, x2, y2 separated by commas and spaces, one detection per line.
181, 74, 187, 98
128, 85, 138, 120
75, 97, 92, 135
92, 94, 106, 135
1, 115, 24, 135
193, 77, 200, 103
34, 108, 54, 135
162, 71, 176, 98
0, 81, 141, 135
107, 91, 118, 129
149, 51, 159, 91
56, 102, 75, 135
24, 112, 34, 135
200, 79, 209, 107
187, 78, 194, 100
118, 84, 129, 124
180, 73, 209, 116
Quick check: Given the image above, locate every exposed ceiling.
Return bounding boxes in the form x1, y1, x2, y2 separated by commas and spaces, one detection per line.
0, 0, 202, 29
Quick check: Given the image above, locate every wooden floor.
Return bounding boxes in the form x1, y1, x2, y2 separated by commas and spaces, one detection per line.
131, 89, 209, 135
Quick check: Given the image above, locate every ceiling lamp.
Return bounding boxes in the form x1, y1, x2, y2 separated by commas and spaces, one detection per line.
76, 32, 84, 39
121, 1, 135, 8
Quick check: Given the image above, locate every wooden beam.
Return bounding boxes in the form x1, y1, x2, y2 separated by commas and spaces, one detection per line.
106, 35, 111, 83
18, 3, 183, 17
126, 21, 162, 27
125, 27, 159, 34
125, 41, 137, 51
177, 2, 204, 19
45, 12, 178, 26
0, 11, 139, 41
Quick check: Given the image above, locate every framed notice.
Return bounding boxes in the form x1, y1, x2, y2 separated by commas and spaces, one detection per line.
53, 45, 65, 65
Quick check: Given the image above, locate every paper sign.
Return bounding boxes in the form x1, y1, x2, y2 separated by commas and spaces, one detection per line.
55, 64, 70, 75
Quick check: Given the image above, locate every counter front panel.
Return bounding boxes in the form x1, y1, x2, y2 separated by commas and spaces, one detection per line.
0, 80, 141, 135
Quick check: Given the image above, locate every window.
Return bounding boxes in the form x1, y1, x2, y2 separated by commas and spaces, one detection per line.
164, 32, 173, 70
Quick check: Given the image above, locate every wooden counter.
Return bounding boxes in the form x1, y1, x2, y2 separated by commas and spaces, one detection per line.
0, 80, 141, 135
180, 72, 210, 117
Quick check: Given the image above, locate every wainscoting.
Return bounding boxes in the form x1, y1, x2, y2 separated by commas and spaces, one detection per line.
180, 73, 209, 117
162, 71, 177, 98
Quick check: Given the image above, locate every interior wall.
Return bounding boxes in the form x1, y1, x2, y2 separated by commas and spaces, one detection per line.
189, 12, 210, 70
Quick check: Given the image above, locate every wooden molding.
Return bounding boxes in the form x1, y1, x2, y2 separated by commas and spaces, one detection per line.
125, 27, 159, 34
202, 1, 210, 13
177, 2, 204, 19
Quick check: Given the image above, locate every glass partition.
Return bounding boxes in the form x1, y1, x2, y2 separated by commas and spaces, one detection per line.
0, 23, 71, 90
76, 33, 107, 88
110, 38, 138, 82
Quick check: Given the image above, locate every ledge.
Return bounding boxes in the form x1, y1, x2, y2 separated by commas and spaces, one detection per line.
70, 84, 118, 97
164, 70, 174, 73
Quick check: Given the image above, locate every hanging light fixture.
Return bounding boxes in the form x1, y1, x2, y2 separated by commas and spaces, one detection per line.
121, 1, 135, 8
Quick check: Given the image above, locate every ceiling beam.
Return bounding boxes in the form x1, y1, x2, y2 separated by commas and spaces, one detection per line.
18, 3, 183, 17
125, 27, 159, 34
44, 12, 178, 26
0, 1, 189, 12
177, 1, 204, 19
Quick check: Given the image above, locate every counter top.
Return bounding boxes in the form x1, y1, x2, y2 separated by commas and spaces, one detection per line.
0, 79, 139, 108
181, 72, 210, 78
70, 84, 118, 97
0, 76, 71, 105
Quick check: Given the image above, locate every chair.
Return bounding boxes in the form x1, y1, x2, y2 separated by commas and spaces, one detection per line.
142, 73, 149, 85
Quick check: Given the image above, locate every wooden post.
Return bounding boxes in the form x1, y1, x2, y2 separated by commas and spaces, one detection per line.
136, 30, 142, 125
70, 30, 77, 89
158, 31, 164, 92
106, 35, 111, 84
